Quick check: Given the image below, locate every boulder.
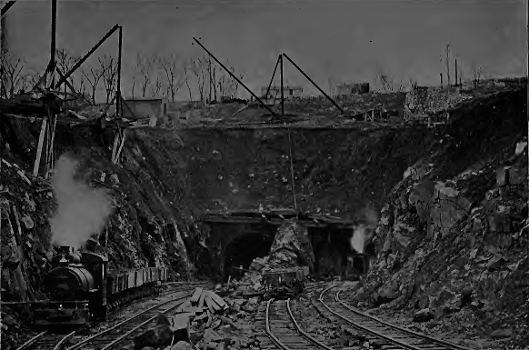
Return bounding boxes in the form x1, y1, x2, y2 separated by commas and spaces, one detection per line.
133, 313, 191, 350
413, 308, 434, 323
268, 219, 314, 271
374, 284, 398, 306
490, 328, 513, 340
249, 257, 266, 271
134, 324, 174, 350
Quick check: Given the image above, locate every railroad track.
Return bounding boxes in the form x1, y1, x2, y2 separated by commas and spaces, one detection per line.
13, 331, 76, 350
265, 298, 334, 350
15, 282, 209, 350
318, 285, 476, 350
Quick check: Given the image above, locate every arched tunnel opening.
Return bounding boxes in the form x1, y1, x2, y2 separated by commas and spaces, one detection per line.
202, 215, 368, 280
223, 224, 276, 278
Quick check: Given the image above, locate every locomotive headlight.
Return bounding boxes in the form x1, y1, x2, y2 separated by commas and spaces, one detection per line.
58, 304, 63, 309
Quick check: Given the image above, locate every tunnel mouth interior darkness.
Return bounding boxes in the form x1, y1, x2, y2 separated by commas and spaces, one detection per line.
224, 229, 275, 278
220, 222, 355, 279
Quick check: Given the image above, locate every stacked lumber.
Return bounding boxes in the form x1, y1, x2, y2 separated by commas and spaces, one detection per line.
189, 287, 229, 315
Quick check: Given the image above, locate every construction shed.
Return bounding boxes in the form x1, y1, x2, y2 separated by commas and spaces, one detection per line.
122, 97, 168, 120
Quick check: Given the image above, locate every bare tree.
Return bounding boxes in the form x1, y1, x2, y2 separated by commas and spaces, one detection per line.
191, 57, 208, 102
183, 63, 193, 101
150, 76, 163, 96
378, 72, 392, 92
473, 65, 483, 89
0, 53, 28, 98
212, 66, 217, 101
327, 77, 335, 96
82, 66, 104, 104
55, 48, 80, 93
99, 55, 117, 104
217, 71, 228, 97
157, 54, 184, 102
378, 71, 404, 92
224, 66, 244, 97
136, 53, 155, 98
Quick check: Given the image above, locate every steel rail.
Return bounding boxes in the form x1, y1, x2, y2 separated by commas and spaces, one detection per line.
100, 295, 190, 350
335, 289, 475, 350
52, 331, 76, 350
285, 298, 335, 350
319, 286, 424, 350
265, 298, 286, 349
318, 286, 474, 350
265, 298, 335, 350
66, 290, 192, 350
15, 331, 48, 350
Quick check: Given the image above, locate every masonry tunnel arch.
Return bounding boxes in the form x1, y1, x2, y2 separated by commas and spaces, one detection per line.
223, 226, 276, 278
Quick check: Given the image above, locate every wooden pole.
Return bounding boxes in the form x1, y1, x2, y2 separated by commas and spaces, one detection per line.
454, 58, 458, 89
33, 117, 48, 177
446, 44, 450, 87
46, 112, 58, 178
280, 55, 284, 117
116, 26, 123, 116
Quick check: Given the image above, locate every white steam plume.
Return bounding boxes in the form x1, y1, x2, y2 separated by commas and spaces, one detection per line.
350, 207, 378, 254
350, 224, 367, 254
49, 154, 113, 249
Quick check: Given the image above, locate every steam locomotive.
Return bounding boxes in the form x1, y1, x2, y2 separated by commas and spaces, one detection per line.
262, 266, 310, 299
33, 246, 168, 327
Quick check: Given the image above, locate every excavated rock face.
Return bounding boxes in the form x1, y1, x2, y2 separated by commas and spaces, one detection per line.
267, 219, 315, 272
349, 87, 529, 347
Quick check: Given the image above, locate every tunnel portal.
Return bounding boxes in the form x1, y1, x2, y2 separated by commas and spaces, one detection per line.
203, 209, 359, 279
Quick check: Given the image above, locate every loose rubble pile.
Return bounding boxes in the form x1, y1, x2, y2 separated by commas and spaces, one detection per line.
132, 287, 267, 350
131, 218, 316, 350
343, 87, 528, 349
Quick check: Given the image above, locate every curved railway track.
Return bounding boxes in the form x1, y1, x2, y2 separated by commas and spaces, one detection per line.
318, 285, 476, 350
15, 282, 209, 350
265, 298, 334, 350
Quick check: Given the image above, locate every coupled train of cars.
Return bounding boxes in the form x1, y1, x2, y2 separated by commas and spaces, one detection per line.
33, 245, 168, 327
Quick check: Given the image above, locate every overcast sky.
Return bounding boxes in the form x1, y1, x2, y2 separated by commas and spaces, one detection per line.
2, 0, 527, 100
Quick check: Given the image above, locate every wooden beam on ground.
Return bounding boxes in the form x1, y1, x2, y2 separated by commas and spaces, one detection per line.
33, 117, 48, 177
111, 132, 119, 163
114, 130, 127, 164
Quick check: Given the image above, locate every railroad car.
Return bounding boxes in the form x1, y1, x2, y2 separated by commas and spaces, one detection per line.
32, 246, 168, 327
344, 253, 370, 281
262, 266, 309, 299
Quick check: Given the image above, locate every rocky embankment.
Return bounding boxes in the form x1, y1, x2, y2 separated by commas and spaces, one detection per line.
0, 122, 205, 347
344, 87, 528, 348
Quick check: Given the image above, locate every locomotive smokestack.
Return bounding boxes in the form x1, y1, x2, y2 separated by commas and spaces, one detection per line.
58, 246, 70, 266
